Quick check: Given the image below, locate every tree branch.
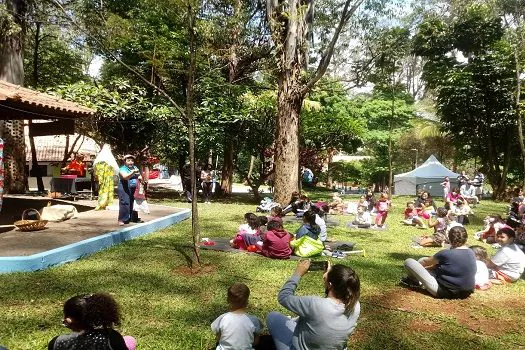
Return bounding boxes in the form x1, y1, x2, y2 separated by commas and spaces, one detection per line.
302, 0, 365, 95
46, 0, 187, 121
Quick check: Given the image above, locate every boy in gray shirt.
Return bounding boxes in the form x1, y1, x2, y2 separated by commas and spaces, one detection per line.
211, 282, 262, 350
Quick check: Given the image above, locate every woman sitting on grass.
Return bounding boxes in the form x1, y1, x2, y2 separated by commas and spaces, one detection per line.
267, 260, 360, 350
445, 187, 463, 209
401, 226, 477, 299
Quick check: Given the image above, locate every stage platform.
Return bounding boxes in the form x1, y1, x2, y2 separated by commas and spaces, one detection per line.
0, 200, 190, 273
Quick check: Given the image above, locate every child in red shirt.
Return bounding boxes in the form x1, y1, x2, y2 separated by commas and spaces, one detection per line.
259, 220, 292, 259
403, 202, 426, 228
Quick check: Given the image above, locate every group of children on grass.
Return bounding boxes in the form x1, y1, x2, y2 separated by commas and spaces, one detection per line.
347, 192, 391, 229
230, 205, 329, 259
14, 187, 524, 350
400, 189, 525, 292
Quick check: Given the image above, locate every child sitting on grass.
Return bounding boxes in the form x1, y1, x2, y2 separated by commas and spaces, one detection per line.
474, 215, 505, 244
415, 207, 449, 247
259, 220, 293, 259
211, 283, 262, 350
257, 216, 268, 235
350, 205, 371, 228
295, 210, 321, 239
452, 199, 472, 225
483, 227, 525, 284
48, 293, 136, 350
470, 245, 491, 290
231, 213, 260, 250
310, 205, 327, 242
328, 193, 345, 214
403, 201, 426, 228
267, 206, 283, 224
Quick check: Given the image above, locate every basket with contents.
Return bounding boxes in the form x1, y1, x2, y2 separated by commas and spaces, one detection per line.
14, 209, 48, 232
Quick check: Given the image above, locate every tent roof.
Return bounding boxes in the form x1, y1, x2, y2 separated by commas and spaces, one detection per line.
0, 80, 94, 120
395, 155, 459, 179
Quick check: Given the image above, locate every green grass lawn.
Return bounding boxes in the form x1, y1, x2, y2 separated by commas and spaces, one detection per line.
0, 190, 524, 350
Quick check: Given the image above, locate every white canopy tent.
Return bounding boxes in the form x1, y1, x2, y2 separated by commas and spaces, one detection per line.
394, 155, 459, 197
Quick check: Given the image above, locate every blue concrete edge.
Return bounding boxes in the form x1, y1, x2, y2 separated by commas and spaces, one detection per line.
0, 208, 191, 273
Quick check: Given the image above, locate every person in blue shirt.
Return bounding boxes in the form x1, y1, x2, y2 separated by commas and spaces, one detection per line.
118, 154, 142, 226
295, 210, 321, 240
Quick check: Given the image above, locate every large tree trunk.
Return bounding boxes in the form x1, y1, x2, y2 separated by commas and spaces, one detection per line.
0, 0, 28, 194
514, 50, 525, 190
267, 0, 363, 204
220, 133, 235, 195
218, 0, 242, 197
186, 3, 201, 267
273, 75, 304, 205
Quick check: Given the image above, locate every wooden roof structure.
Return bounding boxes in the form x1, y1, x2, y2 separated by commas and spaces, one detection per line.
0, 80, 94, 120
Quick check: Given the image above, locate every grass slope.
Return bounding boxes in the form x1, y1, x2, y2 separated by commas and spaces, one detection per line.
0, 191, 523, 350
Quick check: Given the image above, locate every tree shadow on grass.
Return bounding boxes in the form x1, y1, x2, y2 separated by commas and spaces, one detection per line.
149, 189, 261, 206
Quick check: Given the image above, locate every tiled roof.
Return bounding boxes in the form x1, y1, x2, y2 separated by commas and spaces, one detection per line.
25, 134, 100, 162
0, 80, 94, 117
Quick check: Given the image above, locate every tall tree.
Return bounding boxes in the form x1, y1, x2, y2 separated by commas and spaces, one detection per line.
266, 0, 365, 205
0, 0, 28, 194
201, 0, 270, 195
414, 5, 516, 198
499, 0, 525, 189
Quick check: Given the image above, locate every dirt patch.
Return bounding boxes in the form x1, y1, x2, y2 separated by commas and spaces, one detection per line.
406, 319, 442, 333
365, 288, 524, 336
172, 263, 218, 276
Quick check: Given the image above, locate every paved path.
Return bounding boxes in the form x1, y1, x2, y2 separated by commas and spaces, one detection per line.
0, 204, 181, 257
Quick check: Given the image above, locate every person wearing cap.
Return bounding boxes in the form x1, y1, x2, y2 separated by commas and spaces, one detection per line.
118, 154, 142, 225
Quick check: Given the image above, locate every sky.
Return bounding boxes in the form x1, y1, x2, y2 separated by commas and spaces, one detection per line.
88, 55, 103, 78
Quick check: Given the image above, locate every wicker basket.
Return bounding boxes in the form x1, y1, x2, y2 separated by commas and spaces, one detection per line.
14, 209, 48, 232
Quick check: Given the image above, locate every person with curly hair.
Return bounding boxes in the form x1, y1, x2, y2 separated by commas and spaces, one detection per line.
48, 293, 136, 350
401, 226, 477, 299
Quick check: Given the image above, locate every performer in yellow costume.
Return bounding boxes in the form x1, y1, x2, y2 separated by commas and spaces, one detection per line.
93, 144, 119, 210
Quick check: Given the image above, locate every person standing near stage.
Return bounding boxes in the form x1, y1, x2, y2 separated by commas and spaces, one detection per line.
118, 154, 142, 226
